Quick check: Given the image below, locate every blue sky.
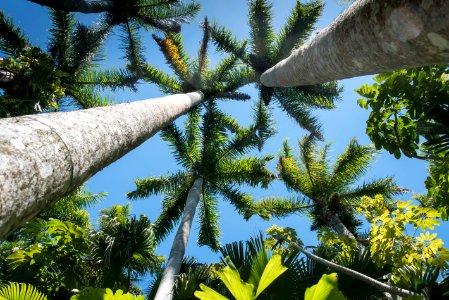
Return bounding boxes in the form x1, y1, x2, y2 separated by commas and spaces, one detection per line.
2, 0, 448, 289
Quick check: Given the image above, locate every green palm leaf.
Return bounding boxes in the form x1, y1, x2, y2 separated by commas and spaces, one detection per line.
0, 11, 29, 56
0, 282, 47, 300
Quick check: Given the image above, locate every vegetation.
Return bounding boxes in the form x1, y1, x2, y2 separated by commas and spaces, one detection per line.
1, 0, 449, 300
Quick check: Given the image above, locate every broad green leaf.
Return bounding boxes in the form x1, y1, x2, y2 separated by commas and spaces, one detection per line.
255, 254, 288, 298
0, 282, 47, 300
218, 266, 254, 300
194, 283, 229, 300
304, 273, 348, 300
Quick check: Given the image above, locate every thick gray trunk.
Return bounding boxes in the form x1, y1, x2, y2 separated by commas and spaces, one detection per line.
261, 0, 449, 87
154, 177, 203, 300
29, 0, 113, 13
0, 92, 203, 239
290, 241, 417, 298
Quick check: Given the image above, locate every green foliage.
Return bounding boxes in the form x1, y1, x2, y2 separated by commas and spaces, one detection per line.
5, 219, 88, 297
70, 287, 144, 300
128, 100, 275, 250
356, 65, 449, 158
210, 0, 340, 138
304, 273, 348, 300
194, 254, 287, 300
257, 137, 403, 236
0, 282, 47, 300
357, 195, 449, 286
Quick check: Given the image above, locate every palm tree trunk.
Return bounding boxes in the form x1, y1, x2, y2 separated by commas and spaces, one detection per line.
288, 240, 418, 298
28, 0, 113, 13
261, 0, 449, 87
154, 177, 203, 300
0, 92, 203, 239
328, 214, 365, 251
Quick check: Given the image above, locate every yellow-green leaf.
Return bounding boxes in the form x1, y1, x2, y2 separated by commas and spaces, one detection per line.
255, 254, 288, 298
304, 273, 348, 300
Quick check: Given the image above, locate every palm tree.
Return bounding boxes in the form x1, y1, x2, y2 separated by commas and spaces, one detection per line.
256, 135, 404, 240
0, 9, 134, 117
210, 0, 341, 139
127, 98, 275, 300
28, 0, 200, 33
260, 0, 449, 87
90, 204, 161, 292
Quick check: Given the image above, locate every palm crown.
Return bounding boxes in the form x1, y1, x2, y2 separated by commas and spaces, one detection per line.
143, 17, 253, 103
257, 135, 404, 236
128, 99, 275, 250
209, 0, 341, 139
0, 9, 137, 116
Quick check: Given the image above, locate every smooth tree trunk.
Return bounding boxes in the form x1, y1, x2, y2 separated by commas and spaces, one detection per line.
328, 214, 365, 251
0, 92, 203, 239
29, 0, 113, 13
288, 240, 417, 298
261, 0, 449, 87
154, 177, 204, 300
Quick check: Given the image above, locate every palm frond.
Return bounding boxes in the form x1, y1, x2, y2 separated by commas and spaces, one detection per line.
339, 177, 405, 203
160, 122, 194, 168
153, 179, 193, 242
48, 9, 75, 69
209, 21, 249, 63
183, 106, 202, 163
0, 282, 47, 300
254, 196, 313, 218
248, 0, 275, 72
196, 17, 210, 81
198, 193, 221, 251
215, 156, 274, 188
134, 1, 201, 32
327, 139, 375, 191
0, 11, 29, 56
213, 183, 256, 220
121, 20, 146, 73
277, 155, 312, 195
208, 55, 239, 83
74, 68, 139, 91
127, 170, 189, 200
70, 19, 113, 74
141, 63, 182, 93
273, 0, 322, 60
273, 84, 339, 110
276, 95, 324, 140
153, 33, 190, 82
66, 86, 112, 108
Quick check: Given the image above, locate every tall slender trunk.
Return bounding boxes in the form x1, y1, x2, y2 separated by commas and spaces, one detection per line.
328, 214, 365, 251
154, 177, 203, 300
0, 92, 203, 239
29, 0, 113, 13
261, 0, 449, 87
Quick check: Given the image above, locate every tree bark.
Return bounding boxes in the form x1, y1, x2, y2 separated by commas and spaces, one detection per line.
261, 0, 449, 87
28, 0, 113, 13
0, 92, 203, 239
288, 240, 418, 298
154, 177, 203, 300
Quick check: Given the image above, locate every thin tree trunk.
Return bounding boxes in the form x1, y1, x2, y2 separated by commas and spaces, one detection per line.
154, 177, 203, 300
0, 92, 203, 239
28, 0, 113, 13
261, 0, 449, 87
288, 240, 418, 298
328, 214, 365, 252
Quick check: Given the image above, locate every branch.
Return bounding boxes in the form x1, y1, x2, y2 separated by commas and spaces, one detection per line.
28, 0, 113, 13
282, 238, 419, 298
